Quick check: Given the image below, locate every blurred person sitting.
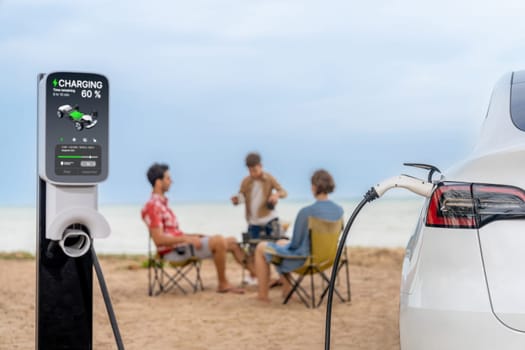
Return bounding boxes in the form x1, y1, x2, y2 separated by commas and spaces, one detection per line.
253, 169, 344, 302
142, 162, 252, 294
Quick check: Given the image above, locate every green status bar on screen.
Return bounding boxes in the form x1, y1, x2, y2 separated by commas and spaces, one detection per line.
57, 155, 82, 159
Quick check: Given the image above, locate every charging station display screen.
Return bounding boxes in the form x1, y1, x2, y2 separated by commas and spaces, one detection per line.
43, 72, 109, 183
55, 144, 102, 176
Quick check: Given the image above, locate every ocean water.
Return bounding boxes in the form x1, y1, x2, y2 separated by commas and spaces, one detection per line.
0, 198, 425, 254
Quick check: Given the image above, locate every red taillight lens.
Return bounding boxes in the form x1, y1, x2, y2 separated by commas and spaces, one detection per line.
474, 184, 525, 227
426, 183, 477, 228
426, 182, 525, 229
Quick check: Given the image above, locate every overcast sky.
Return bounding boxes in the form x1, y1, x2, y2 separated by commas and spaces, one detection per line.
1, 0, 525, 205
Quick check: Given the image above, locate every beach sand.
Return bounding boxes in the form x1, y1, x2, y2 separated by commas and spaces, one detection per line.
0, 247, 404, 350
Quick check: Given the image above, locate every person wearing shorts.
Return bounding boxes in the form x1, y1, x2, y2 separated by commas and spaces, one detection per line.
162, 236, 213, 262
142, 163, 249, 294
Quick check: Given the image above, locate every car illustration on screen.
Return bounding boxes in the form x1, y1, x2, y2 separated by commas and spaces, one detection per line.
57, 104, 98, 131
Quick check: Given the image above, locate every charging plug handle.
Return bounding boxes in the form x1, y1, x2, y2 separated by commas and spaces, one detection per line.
373, 174, 433, 198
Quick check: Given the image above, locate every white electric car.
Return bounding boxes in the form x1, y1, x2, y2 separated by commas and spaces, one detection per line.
400, 71, 525, 349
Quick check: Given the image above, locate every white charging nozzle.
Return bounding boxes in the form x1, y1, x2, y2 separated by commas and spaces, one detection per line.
373, 174, 434, 198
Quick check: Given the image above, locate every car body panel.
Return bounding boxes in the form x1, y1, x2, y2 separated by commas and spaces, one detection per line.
401, 198, 428, 295
400, 308, 525, 349
442, 70, 525, 331
400, 70, 525, 348
400, 227, 525, 348
445, 147, 525, 188
471, 72, 524, 158
478, 220, 525, 331
401, 227, 489, 312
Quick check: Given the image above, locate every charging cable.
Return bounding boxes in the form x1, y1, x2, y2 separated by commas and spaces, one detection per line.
92, 246, 125, 350
324, 175, 433, 350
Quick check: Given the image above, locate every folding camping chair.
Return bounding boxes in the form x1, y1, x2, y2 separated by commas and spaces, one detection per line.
266, 216, 351, 308
147, 234, 204, 296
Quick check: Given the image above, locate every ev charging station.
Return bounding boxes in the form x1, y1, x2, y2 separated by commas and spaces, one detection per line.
36, 72, 111, 349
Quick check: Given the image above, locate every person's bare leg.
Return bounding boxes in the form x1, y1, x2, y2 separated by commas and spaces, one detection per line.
226, 237, 245, 265
208, 235, 238, 291
268, 239, 289, 287
255, 241, 270, 302
226, 237, 256, 278
246, 252, 256, 278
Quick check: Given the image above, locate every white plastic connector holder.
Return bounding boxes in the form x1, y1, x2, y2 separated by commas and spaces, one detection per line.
373, 174, 434, 198
59, 229, 91, 258
46, 207, 111, 241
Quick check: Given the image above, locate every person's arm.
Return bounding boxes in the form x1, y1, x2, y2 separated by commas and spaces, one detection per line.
231, 193, 245, 205
149, 228, 203, 249
273, 176, 287, 199
268, 175, 287, 204
149, 227, 183, 246
231, 178, 248, 205
185, 233, 205, 238
145, 201, 204, 249
287, 208, 308, 251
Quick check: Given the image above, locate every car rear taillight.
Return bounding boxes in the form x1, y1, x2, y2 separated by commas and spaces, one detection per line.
426, 183, 476, 228
474, 184, 525, 227
426, 182, 525, 229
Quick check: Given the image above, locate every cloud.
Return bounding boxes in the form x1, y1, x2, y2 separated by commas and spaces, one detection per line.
0, 1, 515, 134
1, 0, 525, 204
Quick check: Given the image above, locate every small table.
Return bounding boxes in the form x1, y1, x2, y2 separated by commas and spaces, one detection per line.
239, 233, 289, 285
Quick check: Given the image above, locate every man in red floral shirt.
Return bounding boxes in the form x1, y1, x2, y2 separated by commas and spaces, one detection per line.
142, 163, 248, 293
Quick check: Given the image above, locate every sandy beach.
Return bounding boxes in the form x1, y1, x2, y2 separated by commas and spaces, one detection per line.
0, 247, 404, 350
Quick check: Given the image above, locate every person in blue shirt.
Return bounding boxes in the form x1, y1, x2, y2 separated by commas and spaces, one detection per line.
254, 169, 344, 302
